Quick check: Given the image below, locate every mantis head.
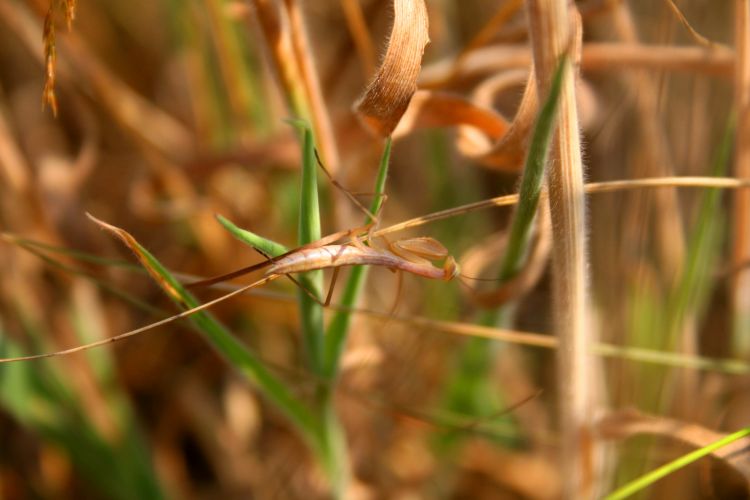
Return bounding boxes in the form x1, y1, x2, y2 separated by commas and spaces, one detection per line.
443, 255, 459, 281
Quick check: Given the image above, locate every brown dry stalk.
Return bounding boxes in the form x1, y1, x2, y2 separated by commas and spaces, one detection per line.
526, 1, 595, 498
339, 0, 376, 78
42, 5, 57, 116
732, 0, 750, 356
249, 0, 310, 126
354, 0, 429, 137
282, 0, 340, 172
0, 101, 32, 193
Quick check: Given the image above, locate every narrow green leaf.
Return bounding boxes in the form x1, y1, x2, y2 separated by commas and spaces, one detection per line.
216, 214, 289, 256
296, 122, 326, 374
668, 115, 735, 344
499, 55, 567, 280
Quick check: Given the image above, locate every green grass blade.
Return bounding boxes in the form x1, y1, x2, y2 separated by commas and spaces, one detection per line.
323, 138, 391, 378
294, 121, 326, 374
605, 426, 750, 500
668, 115, 735, 343
500, 56, 566, 280
217, 214, 289, 256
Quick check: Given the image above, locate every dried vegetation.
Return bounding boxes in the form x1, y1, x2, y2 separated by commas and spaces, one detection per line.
0, 0, 748, 498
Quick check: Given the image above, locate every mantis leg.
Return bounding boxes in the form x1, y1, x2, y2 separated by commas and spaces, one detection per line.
325, 267, 341, 307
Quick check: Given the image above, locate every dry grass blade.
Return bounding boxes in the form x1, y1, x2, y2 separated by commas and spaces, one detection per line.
354, 0, 429, 137
250, 0, 307, 117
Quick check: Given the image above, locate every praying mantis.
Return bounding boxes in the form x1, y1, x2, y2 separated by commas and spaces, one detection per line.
0, 152, 465, 364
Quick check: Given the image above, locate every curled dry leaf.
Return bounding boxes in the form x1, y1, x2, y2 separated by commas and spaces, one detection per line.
393, 90, 509, 144
394, 42, 595, 171
392, 69, 537, 172
461, 68, 539, 171
354, 0, 429, 137
460, 206, 551, 308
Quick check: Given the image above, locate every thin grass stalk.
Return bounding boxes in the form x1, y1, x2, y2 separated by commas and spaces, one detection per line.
371, 176, 750, 238
732, 0, 750, 356
526, 2, 595, 497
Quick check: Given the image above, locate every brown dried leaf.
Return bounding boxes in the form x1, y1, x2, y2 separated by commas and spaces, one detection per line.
393, 90, 509, 141
354, 0, 429, 137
